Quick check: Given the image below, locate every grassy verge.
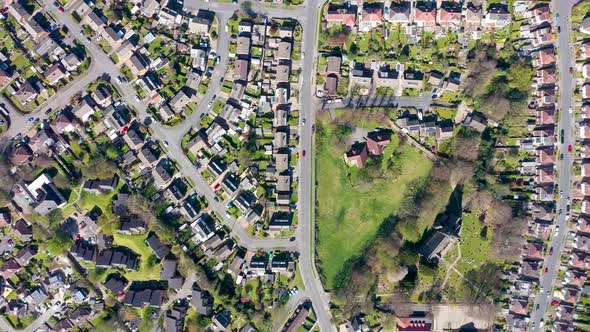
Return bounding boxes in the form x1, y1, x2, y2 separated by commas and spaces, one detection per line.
315, 120, 433, 289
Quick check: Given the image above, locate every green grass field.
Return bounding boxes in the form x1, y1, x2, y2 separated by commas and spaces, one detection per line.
113, 233, 160, 281
315, 122, 433, 289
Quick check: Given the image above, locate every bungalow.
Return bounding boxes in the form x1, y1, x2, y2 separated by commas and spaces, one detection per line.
277, 40, 292, 60
237, 35, 251, 56
509, 298, 529, 316
102, 26, 123, 49
344, 142, 369, 168
324, 75, 338, 96
359, 2, 383, 32
84, 11, 105, 34
116, 39, 136, 64
463, 111, 488, 132
269, 214, 292, 231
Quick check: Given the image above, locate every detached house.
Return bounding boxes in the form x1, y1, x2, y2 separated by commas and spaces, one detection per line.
389, 1, 411, 24
414, 2, 437, 30
325, 2, 357, 28
344, 142, 369, 168
438, 1, 462, 29
483, 4, 511, 30
359, 2, 383, 32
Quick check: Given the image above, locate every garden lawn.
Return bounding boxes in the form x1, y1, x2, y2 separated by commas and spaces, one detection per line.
453, 213, 501, 275
316, 123, 433, 289
113, 233, 160, 281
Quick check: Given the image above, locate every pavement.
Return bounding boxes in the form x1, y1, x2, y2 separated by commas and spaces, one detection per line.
529, 1, 578, 330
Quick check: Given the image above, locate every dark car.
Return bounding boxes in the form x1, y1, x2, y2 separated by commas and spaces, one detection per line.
289, 237, 296, 242
561, 129, 565, 143
558, 26, 561, 33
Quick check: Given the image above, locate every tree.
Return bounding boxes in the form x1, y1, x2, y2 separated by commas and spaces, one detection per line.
0, 158, 15, 205
507, 63, 534, 94
47, 231, 73, 255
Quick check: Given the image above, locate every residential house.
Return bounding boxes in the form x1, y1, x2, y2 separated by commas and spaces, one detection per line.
191, 285, 213, 315
50, 111, 80, 134
9, 145, 32, 166
483, 4, 511, 30
438, 1, 462, 29
463, 3, 482, 31
91, 85, 113, 108
14, 173, 66, 215
73, 96, 96, 123
389, 1, 411, 24
344, 142, 368, 168
160, 258, 183, 290
325, 2, 357, 28
123, 288, 166, 308
146, 234, 170, 260
127, 53, 149, 77
366, 130, 391, 156
414, 2, 437, 30
118, 219, 146, 235
169, 88, 192, 113
14, 81, 38, 105
359, 2, 383, 32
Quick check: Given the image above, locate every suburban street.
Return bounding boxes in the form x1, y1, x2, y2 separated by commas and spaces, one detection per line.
529, 0, 578, 330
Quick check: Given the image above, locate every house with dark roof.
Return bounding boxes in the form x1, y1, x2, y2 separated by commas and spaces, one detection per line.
344, 142, 369, 168
82, 176, 118, 194
366, 130, 391, 156
104, 273, 128, 295
13, 219, 33, 242
118, 219, 146, 235
145, 234, 170, 260
191, 284, 213, 315
123, 287, 166, 308
95, 248, 138, 270
160, 258, 184, 290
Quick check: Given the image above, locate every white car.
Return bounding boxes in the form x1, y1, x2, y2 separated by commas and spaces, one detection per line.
135, 95, 141, 102
208, 100, 213, 108
555, 226, 560, 234
115, 77, 121, 84
569, 106, 573, 114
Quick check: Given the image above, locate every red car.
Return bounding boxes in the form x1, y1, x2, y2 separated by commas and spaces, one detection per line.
551, 300, 560, 305
568, 144, 573, 152
570, 67, 574, 75
213, 183, 220, 190
544, 267, 549, 273
58, 6, 64, 12
301, 150, 306, 157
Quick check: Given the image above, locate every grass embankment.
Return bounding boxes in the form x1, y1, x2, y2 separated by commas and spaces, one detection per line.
315, 120, 433, 289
